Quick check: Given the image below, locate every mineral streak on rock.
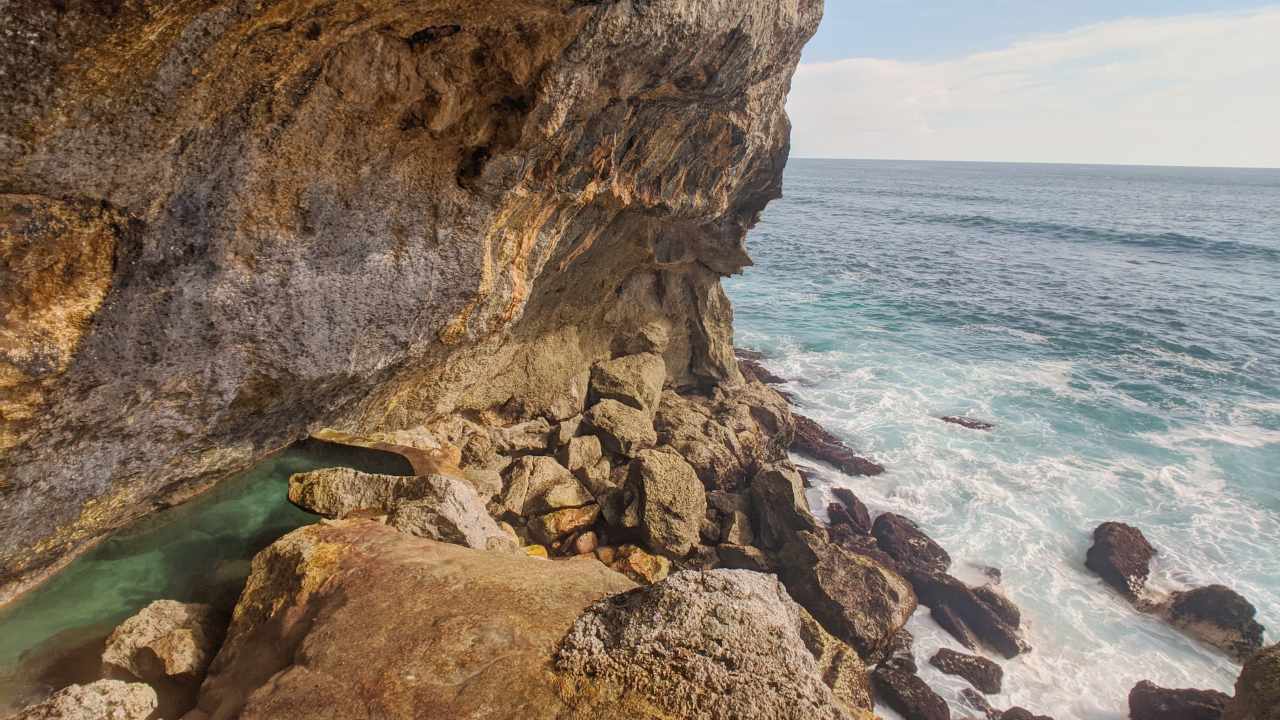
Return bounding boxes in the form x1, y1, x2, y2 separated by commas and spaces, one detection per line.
0, 0, 823, 597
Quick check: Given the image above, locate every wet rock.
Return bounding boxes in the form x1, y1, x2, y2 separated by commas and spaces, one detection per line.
830, 488, 872, 535
735, 348, 769, 361
1165, 585, 1266, 662
1224, 642, 1280, 720
910, 572, 1029, 658
738, 357, 787, 384
872, 513, 952, 575
9, 679, 157, 720
586, 399, 658, 457
929, 648, 1002, 694
528, 505, 600, 546
1129, 679, 1229, 720
1085, 522, 1157, 599
791, 414, 886, 477
750, 463, 818, 550
631, 448, 706, 558
872, 660, 951, 720
939, 416, 995, 431
867, 627, 917, 672
556, 569, 872, 720
717, 543, 774, 572
590, 353, 666, 413
608, 544, 671, 585
779, 531, 917, 657
962, 688, 999, 719
102, 599, 224, 685
1002, 708, 1054, 720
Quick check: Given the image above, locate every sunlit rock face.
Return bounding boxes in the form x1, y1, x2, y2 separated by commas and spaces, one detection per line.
0, 0, 820, 596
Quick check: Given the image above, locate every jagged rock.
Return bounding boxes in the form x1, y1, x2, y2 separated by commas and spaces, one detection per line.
700, 517, 723, 544
750, 464, 818, 550
490, 418, 554, 454
1129, 679, 1229, 720
528, 505, 600, 546
631, 448, 706, 558
929, 648, 1002, 694
735, 348, 768, 361
909, 571, 1029, 658
556, 569, 872, 720
576, 456, 615, 499
721, 509, 756, 545
872, 513, 952, 575
555, 416, 583, 447
1086, 522, 1157, 599
779, 531, 917, 657
559, 435, 603, 475
791, 415, 885, 477
8, 680, 157, 720
718, 543, 774, 572
797, 612, 875, 714
607, 544, 671, 585
1165, 585, 1266, 661
287, 467, 420, 517
738, 357, 787, 384
388, 488, 518, 552
872, 660, 951, 720
830, 488, 872, 535
461, 466, 504, 500
589, 353, 666, 413
501, 456, 590, 517
586, 400, 658, 457
939, 416, 995, 431
102, 600, 224, 686
1225, 642, 1280, 720
867, 627, 917, 672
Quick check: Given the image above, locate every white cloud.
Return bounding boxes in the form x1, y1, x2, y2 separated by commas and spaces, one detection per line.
788, 8, 1280, 167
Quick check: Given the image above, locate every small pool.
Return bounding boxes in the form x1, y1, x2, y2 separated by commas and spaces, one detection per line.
0, 441, 412, 712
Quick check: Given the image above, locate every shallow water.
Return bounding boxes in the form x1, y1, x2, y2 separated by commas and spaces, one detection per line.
728, 159, 1280, 719
0, 442, 411, 712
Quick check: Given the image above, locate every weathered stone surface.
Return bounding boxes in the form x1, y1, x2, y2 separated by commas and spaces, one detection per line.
286, 467, 417, 518
873, 513, 951, 575
387, 493, 517, 552
1002, 708, 1055, 720
1129, 679, 1229, 720
929, 648, 1002, 694
1165, 585, 1266, 662
738, 357, 787, 385
490, 418, 553, 454
559, 434, 603, 474
102, 599, 224, 686
0, 0, 820, 598
791, 415, 885, 477
528, 504, 600, 546
608, 544, 671, 585
590, 353, 666, 413
586, 399, 658, 458
722, 509, 756, 545
872, 660, 951, 720
779, 531, 917, 657
501, 455, 589, 517
750, 464, 818, 550
556, 570, 870, 720
718, 543, 774, 572
1225, 643, 1280, 720
1086, 522, 1157, 599
830, 488, 872, 535
7, 680, 157, 720
631, 448, 706, 558
797, 611, 875, 715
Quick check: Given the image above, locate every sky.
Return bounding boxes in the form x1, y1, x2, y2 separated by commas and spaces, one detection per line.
788, 1, 1280, 167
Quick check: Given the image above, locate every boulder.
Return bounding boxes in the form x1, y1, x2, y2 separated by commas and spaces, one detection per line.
8, 680, 157, 720
490, 417, 553, 454
101, 599, 224, 685
910, 572, 1029, 658
501, 456, 592, 517
779, 531, 917, 657
1129, 679, 1229, 720
286, 467, 421, 517
1224, 643, 1280, 720
929, 648, 1002, 694
575, 455, 615, 499
717, 543, 774, 572
528, 505, 600, 545
939, 416, 995, 431
868, 627, 917, 672
1085, 522, 1157, 599
631, 448, 706, 558
586, 399, 658, 457
608, 544, 671, 585
797, 611, 875, 715
556, 569, 872, 720
872, 660, 951, 720
589, 353, 666, 413
872, 513, 951, 575
555, 416, 583, 447
831, 488, 872, 535
1164, 585, 1266, 662
387, 485, 518, 552
962, 688, 998, 719
791, 414, 885, 476
750, 464, 818, 550
721, 509, 756, 545
559, 435, 603, 475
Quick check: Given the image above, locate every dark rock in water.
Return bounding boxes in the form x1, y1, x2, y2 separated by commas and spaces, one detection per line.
831, 488, 872, 535
791, 414, 886, 477
909, 571, 1029, 658
872, 660, 951, 720
961, 688, 999, 719
1002, 708, 1054, 720
970, 563, 1003, 583
738, 357, 788, 385
867, 627, 917, 673
1085, 521, 1157, 599
734, 348, 769, 361
972, 584, 1022, 629
1224, 642, 1280, 720
929, 648, 1002, 694
1165, 585, 1266, 662
830, 525, 901, 570
797, 464, 818, 488
1129, 679, 1229, 720
872, 513, 951, 575
939, 416, 995, 431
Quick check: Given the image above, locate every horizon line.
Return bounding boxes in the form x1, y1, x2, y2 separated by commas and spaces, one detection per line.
788, 156, 1280, 172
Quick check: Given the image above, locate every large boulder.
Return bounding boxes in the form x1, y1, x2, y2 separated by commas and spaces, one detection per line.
387, 494, 517, 552
929, 647, 1002, 694
500, 455, 593, 517
8, 680, 156, 720
1164, 585, 1266, 662
791, 415, 885, 477
872, 660, 950, 720
1129, 679, 1229, 720
101, 599, 224, 686
631, 448, 706, 558
556, 569, 873, 720
779, 531, 917, 657
1085, 522, 1157, 599
872, 512, 951, 575
750, 464, 818, 550
589, 353, 666, 413
830, 488, 872, 535
586, 400, 658, 457
909, 572, 1029, 658
1225, 643, 1280, 720
286, 466, 419, 517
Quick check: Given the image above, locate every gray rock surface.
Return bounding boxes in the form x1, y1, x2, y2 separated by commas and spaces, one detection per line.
8, 680, 157, 720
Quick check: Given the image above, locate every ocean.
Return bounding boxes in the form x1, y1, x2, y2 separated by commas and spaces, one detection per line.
726, 159, 1280, 718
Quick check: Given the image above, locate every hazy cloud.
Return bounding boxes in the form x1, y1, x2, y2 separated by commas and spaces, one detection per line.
788, 8, 1280, 167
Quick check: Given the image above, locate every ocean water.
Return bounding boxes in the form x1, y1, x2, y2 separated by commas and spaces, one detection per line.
726, 159, 1280, 718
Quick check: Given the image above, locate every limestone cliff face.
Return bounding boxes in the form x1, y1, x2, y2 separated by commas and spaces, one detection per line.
0, 0, 820, 597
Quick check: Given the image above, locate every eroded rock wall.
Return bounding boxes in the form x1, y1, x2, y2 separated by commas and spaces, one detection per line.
0, 0, 820, 597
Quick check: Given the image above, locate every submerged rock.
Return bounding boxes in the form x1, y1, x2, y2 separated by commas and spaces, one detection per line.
1224, 642, 1280, 720
1165, 585, 1266, 662
738, 357, 788, 384
929, 648, 1002, 694
1002, 708, 1055, 720
9, 680, 156, 720
939, 416, 995, 431
1129, 679, 1229, 720
102, 599, 224, 686
556, 569, 873, 720
1085, 521, 1157, 599
791, 414, 885, 476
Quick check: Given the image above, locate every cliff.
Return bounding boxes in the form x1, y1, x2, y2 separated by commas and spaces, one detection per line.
0, 0, 821, 599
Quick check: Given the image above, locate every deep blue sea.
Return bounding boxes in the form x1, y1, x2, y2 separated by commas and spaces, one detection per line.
727, 159, 1280, 719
